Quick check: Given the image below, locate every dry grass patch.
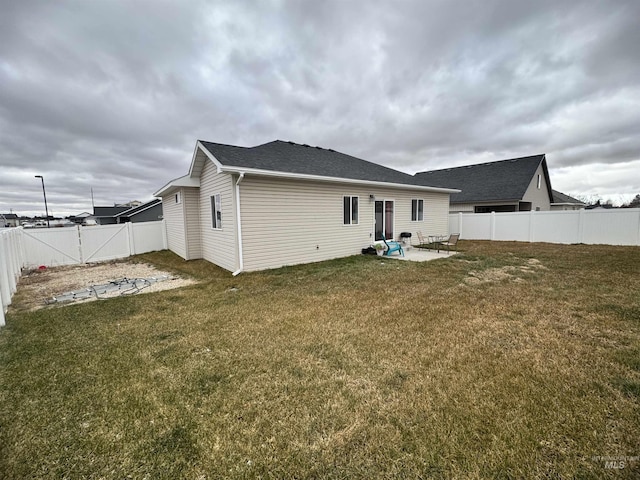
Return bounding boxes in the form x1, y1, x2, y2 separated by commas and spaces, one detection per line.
462, 256, 547, 285
0, 244, 639, 478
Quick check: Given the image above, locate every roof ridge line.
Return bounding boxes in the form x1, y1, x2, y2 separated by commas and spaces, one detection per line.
198, 139, 249, 149
416, 153, 546, 175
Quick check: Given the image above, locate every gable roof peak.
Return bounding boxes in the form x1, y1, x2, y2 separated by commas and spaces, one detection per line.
414, 153, 550, 204
418, 153, 546, 175
272, 139, 336, 152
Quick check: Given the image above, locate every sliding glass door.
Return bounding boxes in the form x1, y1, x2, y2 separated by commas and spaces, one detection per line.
374, 200, 394, 240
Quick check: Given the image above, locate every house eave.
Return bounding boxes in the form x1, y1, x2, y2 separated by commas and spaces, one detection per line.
451, 198, 521, 204
540, 155, 554, 203
153, 175, 200, 197
218, 165, 460, 193
189, 141, 224, 178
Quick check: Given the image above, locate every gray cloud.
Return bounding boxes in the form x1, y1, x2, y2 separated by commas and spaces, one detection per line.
1, 0, 639, 216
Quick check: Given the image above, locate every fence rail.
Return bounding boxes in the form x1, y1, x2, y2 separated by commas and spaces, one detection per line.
4, 211, 639, 326
449, 208, 640, 246
0, 221, 168, 326
0, 228, 24, 326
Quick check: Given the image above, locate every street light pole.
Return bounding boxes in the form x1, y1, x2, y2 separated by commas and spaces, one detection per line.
34, 175, 50, 228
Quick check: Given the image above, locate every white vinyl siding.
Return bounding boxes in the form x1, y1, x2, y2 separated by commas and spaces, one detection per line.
162, 188, 201, 260
449, 203, 475, 213
199, 159, 238, 272
240, 176, 450, 272
182, 187, 202, 259
523, 164, 552, 211
162, 190, 187, 259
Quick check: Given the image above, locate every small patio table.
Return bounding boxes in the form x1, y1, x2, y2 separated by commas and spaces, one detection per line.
428, 235, 448, 252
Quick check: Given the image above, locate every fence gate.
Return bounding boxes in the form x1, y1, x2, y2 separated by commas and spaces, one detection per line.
79, 224, 131, 263
21, 224, 132, 267
18, 222, 167, 269
21, 227, 81, 268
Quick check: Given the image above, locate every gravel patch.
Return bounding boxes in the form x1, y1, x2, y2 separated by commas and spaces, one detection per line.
13, 261, 196, 311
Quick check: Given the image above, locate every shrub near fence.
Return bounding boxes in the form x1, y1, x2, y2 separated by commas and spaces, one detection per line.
450, 208, 640, 246
0, 221, 168, 327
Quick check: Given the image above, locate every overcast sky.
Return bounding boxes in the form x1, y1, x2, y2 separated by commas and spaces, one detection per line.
1, 0, 639, 217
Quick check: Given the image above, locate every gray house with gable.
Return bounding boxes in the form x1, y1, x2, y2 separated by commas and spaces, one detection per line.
414, 154, 554, 213
115, 198, 163, 223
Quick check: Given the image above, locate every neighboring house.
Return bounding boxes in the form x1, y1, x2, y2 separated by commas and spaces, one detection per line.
68, 212, 92, 224
585, 202, 615, 210
414, 154, 553, 213
89, 201, 162, 224
91, 206, 130, 225
119, 200, 142, 208
1, 213, 19, 227
154, 140, 458, 274
550, 190, 586, 211
49, 218, 75, 227
31, 217, 50, 227
114, 198, 163, 223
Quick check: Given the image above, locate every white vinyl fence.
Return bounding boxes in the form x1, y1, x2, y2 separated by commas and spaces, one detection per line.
0, 228, 24, 327
0, 221, 168, 326
449, 208, 640, 246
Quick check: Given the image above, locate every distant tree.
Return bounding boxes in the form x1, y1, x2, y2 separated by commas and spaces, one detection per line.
573, 194, 601, 207
624, 194, 640, 208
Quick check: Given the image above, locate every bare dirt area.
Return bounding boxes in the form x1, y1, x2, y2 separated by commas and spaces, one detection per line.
462, 258, 547, 286
12, 260, 197, 311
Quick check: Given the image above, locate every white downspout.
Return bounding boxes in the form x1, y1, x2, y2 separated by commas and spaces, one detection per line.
232, 172, 245, 276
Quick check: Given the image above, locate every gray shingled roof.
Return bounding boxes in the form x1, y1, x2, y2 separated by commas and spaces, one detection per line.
93, 206, 130, 217
414, 154, 548, 203
114, 198, 162, 217
552, 190, 584, 204
199, 140, 427, 187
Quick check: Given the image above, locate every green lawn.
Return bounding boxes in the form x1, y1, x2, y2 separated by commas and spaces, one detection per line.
1, 241, 639, 479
